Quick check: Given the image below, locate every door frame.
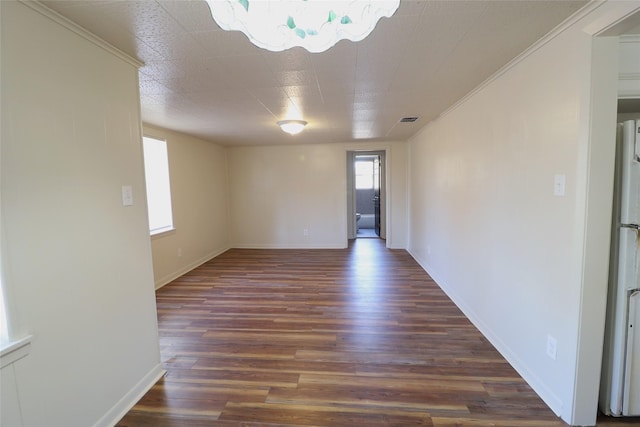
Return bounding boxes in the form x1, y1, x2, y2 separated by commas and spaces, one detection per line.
347, 150, 386, 241
576, 6, 640, 424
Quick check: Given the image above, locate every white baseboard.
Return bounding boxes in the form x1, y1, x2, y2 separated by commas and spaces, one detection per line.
407, 248, 564, 418
231, 243, 346, 249
155, 247, 230, 289
93, 363, 165, 427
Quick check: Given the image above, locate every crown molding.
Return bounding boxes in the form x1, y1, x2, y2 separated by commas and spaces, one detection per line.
19, 1, 144, 69
433, 1, 609, 125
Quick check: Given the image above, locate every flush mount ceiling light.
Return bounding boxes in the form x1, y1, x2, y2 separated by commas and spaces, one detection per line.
204, 0, 400, 53
277, 119, 307, 135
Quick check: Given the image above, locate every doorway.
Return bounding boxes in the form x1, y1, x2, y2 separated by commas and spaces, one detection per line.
347, 151, 386, 240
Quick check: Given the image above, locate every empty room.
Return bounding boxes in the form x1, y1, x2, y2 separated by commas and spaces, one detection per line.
2, 1, 640, 426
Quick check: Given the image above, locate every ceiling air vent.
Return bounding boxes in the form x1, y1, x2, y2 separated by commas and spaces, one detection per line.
399, 117, 419, 123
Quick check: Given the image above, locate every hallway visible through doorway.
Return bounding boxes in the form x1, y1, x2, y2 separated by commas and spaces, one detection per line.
346, 150, 386, 242
354, 153, 382, 239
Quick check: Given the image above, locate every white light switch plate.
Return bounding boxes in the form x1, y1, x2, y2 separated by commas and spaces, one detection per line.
121, 185, 133, 206
553, 174, 566, 196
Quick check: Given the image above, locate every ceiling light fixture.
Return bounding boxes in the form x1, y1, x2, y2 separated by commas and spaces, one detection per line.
204, 0, 400, 53
277, 119, 307, 135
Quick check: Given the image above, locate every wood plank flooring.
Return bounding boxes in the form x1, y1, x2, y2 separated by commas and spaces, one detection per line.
117, 238, 639, 426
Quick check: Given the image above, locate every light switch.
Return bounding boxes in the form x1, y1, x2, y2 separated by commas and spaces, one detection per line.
121, 185, 134, 206
553, 174, 566, 196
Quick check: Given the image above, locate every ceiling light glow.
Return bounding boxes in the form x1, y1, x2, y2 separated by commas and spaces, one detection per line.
278, 119, 307, 135
205, 0, 400, 53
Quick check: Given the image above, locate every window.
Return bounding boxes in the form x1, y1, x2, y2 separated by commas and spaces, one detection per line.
0, 280, 8, 346
142, 136, 174, 235
0, 271, 32, 364
355, 160, 374, 189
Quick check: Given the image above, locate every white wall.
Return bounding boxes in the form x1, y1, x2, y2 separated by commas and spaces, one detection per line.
143, 125, 230, 288
617, 35, 640, 123
1, 2, 162, 426
618, 35, 640, 98
406, 3, 639, 426
228, 141, 407, 249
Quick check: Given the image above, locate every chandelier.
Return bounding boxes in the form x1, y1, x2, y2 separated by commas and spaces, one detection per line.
205, 0, 400, 53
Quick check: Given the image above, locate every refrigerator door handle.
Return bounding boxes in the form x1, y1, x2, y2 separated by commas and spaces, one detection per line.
635, 123, 639, 161
622, 290, 640, 415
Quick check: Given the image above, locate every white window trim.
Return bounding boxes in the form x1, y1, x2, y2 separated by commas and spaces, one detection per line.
150, 226, 176, 238
1, 335, 32, 369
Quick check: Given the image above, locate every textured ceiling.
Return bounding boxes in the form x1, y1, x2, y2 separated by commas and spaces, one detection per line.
42, 0, 588, 146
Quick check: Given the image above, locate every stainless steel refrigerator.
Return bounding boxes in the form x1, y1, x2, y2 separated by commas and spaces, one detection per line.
600, 119, 640, 417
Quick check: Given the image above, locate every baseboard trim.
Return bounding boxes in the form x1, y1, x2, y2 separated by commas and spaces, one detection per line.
93, 363, 165, 427
231, 243, 346, 249
407, 248, 564, 418
154, 247, 230, 289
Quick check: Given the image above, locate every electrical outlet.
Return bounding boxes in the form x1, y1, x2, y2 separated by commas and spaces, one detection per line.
546, 335, 557, 360
177, 248, 182, 257
303, 229, 309, 236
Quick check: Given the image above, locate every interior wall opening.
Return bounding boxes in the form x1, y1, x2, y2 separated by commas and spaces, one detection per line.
347, 150, 386, 241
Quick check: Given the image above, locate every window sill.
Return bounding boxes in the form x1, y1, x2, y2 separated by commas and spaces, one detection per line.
150, 227, 176, 239
0, 335, 32, 369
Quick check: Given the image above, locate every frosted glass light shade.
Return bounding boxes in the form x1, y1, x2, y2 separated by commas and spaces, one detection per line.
278, 119, 307, 135
205, 0, 400, 53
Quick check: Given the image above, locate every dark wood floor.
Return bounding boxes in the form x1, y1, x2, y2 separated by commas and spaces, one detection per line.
117, 238, 639, 426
